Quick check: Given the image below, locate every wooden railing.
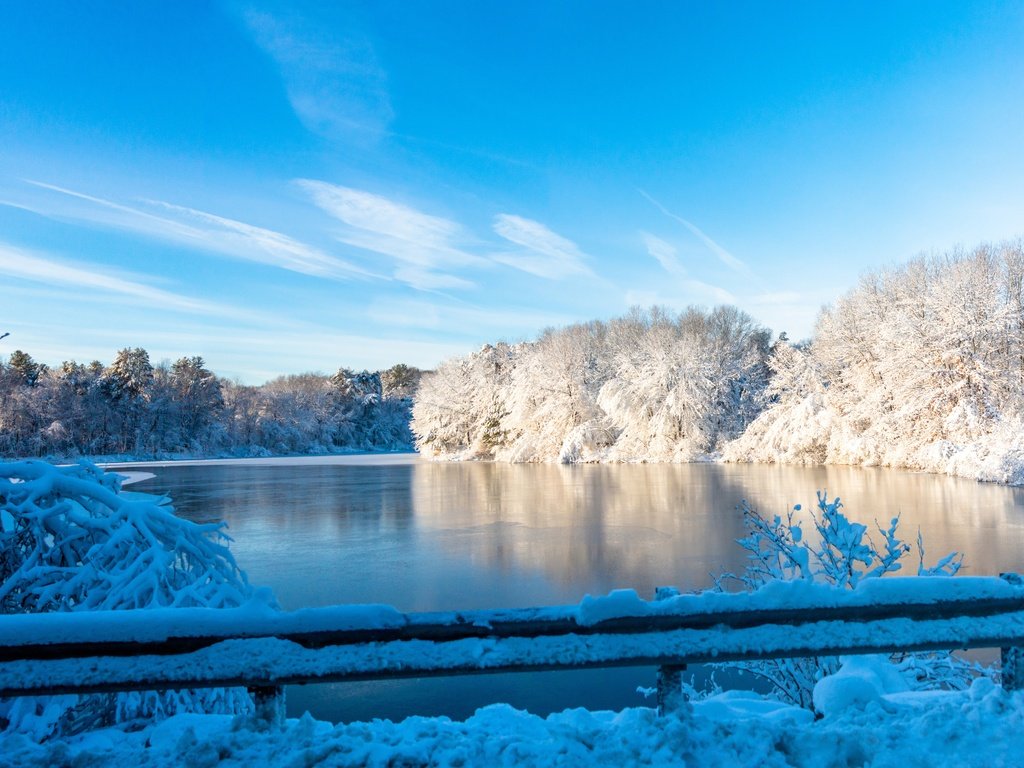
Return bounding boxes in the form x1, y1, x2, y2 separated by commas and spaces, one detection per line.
4, 575, 1024, 724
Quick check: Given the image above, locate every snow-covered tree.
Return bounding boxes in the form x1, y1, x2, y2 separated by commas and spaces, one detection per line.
101, 348, 154, 402
0, 460, 256, 738
169, 356, 224, 450
725, 240, 1024, 483
0, 349, 418, 460
720, 341, 831, 465
598, 307, 768, 461
413, 343, 517, 459
7, 350, 41, 387
502, 323, 608, 462
380, 363, 422, 400
412, 306, 771, 463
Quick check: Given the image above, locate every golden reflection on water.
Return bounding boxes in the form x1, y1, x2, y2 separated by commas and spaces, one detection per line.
128, 458, 1024, 722
141, 458, 1024, 613
409, 461, 1024, 596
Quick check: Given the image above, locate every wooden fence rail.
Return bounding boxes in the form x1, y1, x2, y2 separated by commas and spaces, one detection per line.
4, 575, 1024, 723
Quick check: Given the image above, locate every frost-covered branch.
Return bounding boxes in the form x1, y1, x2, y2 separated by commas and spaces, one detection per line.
0, 460, 262, 739
706, 492, 982, 710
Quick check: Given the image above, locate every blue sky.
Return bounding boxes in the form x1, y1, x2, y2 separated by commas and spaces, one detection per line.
2, 2, 1023, 382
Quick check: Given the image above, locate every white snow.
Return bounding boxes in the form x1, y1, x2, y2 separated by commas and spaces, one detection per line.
4, 575, 1017, 650
112, 471, 155, 486
101, 452, 420, 469
5, 577, 1023, 698
2, 681, 1023, 767
811, 655, 909, 717
0, 598, 404, 648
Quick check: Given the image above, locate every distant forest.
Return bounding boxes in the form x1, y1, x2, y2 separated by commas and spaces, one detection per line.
0, 350, 420, 459
414, 240, 1024, 484
413, 304, 771, 463
6, 240, 1024, 485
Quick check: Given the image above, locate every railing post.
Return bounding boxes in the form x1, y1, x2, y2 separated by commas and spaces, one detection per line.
248, 685, 286, 727
654, 586, 686, 716
1000, 573, 1024, 691
656, 664, 686, 716
1001, 647, 1023, 692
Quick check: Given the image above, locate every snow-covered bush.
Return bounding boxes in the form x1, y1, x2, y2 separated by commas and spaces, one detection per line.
0, 460, 256, 739
710, 492, 974, 710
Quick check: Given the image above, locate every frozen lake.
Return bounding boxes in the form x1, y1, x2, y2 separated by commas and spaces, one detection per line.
124, 455, 1024, 722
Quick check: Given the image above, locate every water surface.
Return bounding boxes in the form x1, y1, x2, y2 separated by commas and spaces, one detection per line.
126, 456, 1024, 721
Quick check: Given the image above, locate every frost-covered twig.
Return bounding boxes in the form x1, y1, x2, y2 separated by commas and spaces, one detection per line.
701, 492, 981, 710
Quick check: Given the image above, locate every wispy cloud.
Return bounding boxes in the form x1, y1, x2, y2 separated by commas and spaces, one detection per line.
641, 231, 686, 277
366, 297, 572, 333
298, 179, 484, 291
628, 230, 737, 307
10, 180, 373, 280
243, 9, 392, 142
0, 242, 265, 321
639, 190, 752, 277
147, 199, 379, 279
491, 214, 594, 280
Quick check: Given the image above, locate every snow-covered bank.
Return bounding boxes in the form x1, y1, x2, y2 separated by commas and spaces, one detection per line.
723, 242, 1024, 486
723, 405, 1024, 486
101, 452, 420, 470
2, 677, 1019, 768
411, 241, 1024, 487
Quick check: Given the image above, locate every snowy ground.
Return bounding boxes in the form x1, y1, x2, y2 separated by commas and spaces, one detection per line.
113, 471, 156, 486
1, 676, 1020, 768
101, 452, 420, 469
83, 452, 419, 487
53, 452, 418, 487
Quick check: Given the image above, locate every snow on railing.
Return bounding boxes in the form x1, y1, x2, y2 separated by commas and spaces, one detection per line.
4, 575, 1024, 724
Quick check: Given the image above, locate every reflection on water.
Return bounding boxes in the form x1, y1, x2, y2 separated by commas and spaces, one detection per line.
129, 457, 1024, 722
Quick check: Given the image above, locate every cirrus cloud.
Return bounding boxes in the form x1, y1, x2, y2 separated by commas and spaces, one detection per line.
491, 214, 594, 280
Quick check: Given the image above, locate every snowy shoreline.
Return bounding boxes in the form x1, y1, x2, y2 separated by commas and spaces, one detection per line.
99, 451, 421, 470
46, 451, 419, 486
2, 681, 1020, 768
82, 450, 1022, 490
26, 444, 1014, 490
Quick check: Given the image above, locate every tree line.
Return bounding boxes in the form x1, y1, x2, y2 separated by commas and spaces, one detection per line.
724, 240, 1024, 483
414, 239, 1024, 482
0, 347, 421, 459
6, 238, 1023, 480
412, 305, 772, 462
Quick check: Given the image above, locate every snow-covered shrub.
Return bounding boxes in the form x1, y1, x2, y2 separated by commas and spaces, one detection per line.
0, 460, 256, 739
710, 492, 975, 710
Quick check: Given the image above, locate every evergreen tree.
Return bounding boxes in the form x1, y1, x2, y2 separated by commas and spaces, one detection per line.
7, 350, 41, 387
